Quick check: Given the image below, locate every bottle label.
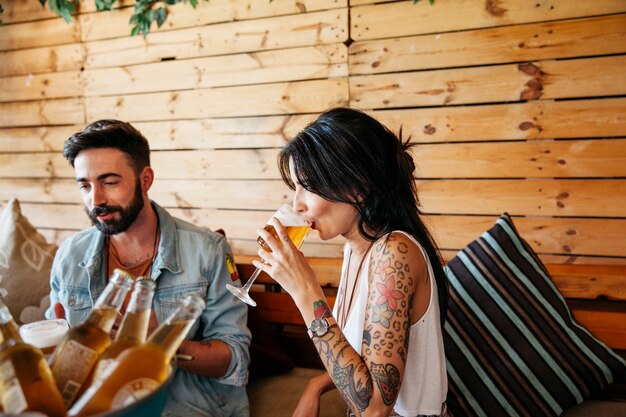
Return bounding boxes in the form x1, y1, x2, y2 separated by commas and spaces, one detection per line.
111, 378, 160, 409
51, 339, 99, 405
0, 360, 28, 413
92, 358, 116, 383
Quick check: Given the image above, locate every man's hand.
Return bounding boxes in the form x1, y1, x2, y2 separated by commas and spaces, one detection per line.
53, 303, 66, 319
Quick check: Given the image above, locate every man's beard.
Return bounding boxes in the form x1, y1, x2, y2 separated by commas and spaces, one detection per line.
87, 181, 145, 236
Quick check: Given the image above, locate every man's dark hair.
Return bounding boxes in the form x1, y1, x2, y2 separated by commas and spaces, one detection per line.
64, 120, 150, 174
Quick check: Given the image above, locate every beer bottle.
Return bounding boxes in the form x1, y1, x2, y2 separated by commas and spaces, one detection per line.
68, 294, 206, 416
49, 269, 134, 406
0, 296, 66, 417
93, 277, 156, 379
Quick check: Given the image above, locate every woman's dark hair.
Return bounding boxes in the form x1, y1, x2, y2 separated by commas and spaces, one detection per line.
63, 119, 150, 174
279, 107, 448, 321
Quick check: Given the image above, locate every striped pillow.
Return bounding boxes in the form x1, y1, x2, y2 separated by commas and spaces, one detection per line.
443, 213, 626, 417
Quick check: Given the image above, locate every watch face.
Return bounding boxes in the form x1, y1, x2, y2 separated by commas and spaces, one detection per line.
311, 318, 328, 336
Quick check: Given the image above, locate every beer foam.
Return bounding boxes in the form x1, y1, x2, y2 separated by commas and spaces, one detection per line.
19, 318, 69, 349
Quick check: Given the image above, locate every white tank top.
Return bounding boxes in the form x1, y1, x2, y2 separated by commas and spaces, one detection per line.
332, 231, 447, 416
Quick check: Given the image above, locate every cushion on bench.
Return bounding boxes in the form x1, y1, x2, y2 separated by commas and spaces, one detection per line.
0, 198, 55, 324
443, 213, 626, 417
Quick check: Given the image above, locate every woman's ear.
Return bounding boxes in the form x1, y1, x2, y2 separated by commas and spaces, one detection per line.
140, 166, 155, 193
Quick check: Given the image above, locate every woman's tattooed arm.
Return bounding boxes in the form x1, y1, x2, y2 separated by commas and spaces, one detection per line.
308, 233, 420, 416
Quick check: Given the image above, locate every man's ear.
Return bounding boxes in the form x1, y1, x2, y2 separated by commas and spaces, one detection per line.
140, 166, 155, 193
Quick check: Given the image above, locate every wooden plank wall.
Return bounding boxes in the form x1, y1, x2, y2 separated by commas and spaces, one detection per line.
1, 0, 625, 266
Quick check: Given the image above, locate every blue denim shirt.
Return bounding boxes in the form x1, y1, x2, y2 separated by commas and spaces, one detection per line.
45, 202, 251, 417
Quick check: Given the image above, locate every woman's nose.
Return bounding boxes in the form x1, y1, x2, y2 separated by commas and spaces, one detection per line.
293, 189, 305, 214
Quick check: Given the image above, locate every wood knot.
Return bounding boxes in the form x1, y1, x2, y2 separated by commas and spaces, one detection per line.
485, 0, 507, 17
423, 124, 437, 135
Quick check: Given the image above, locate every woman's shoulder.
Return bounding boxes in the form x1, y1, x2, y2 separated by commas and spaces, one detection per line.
370, 231, 428, 270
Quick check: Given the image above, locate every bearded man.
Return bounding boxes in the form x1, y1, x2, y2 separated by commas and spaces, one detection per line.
45, 119, 251, 417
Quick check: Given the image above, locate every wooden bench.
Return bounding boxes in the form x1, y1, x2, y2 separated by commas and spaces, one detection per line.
237, 256, 626, 352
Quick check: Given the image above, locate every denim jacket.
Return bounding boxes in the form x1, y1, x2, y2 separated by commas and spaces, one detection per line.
45, 202, 251, 417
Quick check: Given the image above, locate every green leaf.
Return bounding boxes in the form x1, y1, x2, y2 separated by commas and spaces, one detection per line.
155, 6, 167, 27
46, 0, 77, 23
96, 0, 117, 11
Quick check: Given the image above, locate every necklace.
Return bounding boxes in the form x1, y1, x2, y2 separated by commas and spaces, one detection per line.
105, 217, 160, 280
338, 241, 374, 327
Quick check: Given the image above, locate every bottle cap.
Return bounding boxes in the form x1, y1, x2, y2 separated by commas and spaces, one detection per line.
19, 318, 69, 349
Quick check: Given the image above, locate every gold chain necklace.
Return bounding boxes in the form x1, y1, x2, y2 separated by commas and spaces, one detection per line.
105, 217, 160, 280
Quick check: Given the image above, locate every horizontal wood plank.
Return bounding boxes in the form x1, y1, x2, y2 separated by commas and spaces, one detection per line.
80, 0, 346, 41
2, 178, 625, 218
231, 0, 347, 20
84, 78, 349, 121
571, 309, 626, 350
349, 14, 626, 75
416, 179, 626, 218
3, 138, 624, 179
0, 44, 85, 77
0, 99, 84, 128
132, 115, 314, 150
24, 222, 626, 266
370, 98, 626, 142
0, 70, 83, 102
0, 115, 314, 152
350, 0, 626, 41
3, 98, 624, 151
425, 215, 626, 258
10, 203, 626, 258
0, 1, 58, 24
411, 138, 626, 179
79, 0, 234, 42
350, 56, 626, 109
549, 265, 626, 301
237, 256, 626, 301
82, 44, 347, 97
84, 9, 348, 69
0, 125, 78, 152
0, 17, 80, 51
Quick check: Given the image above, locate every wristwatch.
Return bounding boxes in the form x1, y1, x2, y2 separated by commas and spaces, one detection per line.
307, 316, 337, 338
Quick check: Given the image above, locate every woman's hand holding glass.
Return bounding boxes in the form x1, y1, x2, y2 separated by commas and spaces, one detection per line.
226, 204, 312, 307
252, 216, 319, 303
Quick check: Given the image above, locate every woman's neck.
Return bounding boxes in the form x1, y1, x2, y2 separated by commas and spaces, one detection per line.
344, 229, 373, 258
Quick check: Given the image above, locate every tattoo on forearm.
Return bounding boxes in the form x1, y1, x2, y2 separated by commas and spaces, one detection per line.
312, 300, 332, 319
370, 361, 401, 405
332, 360, 372, 413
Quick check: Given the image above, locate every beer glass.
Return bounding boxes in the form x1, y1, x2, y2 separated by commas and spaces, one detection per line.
226, 205, 310, 307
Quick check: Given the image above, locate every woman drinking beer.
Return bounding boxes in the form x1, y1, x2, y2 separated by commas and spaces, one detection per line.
252, 108, 449, 417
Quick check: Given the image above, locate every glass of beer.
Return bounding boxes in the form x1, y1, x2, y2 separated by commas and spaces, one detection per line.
226, 204, 310, 307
